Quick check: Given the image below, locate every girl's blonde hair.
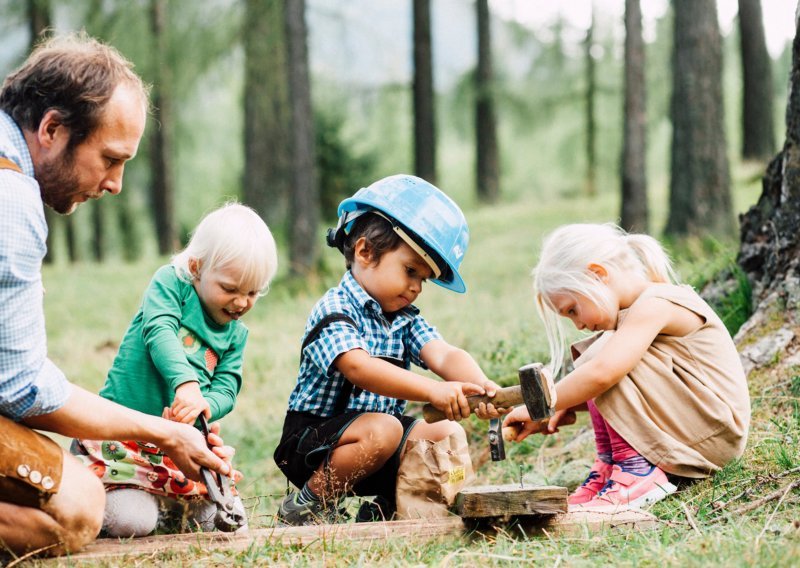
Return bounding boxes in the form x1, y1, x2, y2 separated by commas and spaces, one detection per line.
533, 223, 679, 377
172, 202, 278, 295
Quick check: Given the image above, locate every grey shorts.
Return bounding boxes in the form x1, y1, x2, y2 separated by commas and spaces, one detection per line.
0, 414, 63, 509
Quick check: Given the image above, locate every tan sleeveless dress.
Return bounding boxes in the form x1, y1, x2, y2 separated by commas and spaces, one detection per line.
570, 284, 750, 478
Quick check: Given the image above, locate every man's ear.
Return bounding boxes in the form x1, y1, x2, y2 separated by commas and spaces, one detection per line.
37, 109, 69, 150
587, 263, 609, 282
188, 258, 202, 278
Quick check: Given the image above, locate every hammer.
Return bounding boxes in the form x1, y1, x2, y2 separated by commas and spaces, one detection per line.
424, 362, 562, 462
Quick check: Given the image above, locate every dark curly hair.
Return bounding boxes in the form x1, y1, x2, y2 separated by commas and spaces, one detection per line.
342, 213, 403, 269
0, 33, 149, 149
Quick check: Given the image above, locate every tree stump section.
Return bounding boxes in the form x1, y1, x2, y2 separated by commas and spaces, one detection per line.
455, 484, 568, 518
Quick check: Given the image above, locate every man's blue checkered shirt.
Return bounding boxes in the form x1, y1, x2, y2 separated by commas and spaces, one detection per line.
286, 271, 441, 417
0, 111, 70, 420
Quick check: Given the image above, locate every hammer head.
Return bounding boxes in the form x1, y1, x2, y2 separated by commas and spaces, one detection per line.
518, 362, 554, 422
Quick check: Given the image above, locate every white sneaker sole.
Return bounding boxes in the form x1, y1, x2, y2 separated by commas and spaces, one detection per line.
627, 480, 678, 508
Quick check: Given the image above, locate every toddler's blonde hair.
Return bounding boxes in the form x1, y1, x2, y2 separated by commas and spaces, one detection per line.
172, 202, 278, 295
533, 223, 679, 377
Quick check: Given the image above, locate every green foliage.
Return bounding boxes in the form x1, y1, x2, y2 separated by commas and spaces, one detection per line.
315, 106, 378, 222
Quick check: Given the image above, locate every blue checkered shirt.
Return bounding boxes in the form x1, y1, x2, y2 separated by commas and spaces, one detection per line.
287, 271, 441, 417
0, 111, 71, 420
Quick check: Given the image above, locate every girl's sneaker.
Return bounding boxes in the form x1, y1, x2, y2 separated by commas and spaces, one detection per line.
568, 458, 614, 505
578, 465, 677, 511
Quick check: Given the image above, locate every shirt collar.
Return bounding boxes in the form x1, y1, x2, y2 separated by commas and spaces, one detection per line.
0, 111, 35, 177
340, 270, 420, 319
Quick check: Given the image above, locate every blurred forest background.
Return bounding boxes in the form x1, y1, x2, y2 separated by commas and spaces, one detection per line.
0, 0, 793, 274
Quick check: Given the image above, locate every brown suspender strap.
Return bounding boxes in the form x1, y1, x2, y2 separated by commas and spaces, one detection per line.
0, 157, 22, 174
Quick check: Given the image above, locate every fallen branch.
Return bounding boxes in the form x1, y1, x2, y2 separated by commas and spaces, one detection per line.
729, 479, 800, 517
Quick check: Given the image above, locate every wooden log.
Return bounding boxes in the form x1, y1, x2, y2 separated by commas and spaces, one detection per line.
455, 484, 568, 518
68, 517, 466, 561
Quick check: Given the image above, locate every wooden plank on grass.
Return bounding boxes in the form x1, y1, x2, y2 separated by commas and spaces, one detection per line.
517, 508, 661, 537
455, 484, 568, 518
67, 517, 467, 561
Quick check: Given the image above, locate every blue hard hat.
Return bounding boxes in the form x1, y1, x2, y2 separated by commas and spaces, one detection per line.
328, 174, 470, 293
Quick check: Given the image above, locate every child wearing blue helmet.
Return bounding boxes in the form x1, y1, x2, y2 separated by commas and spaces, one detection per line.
274, 174, 502, 525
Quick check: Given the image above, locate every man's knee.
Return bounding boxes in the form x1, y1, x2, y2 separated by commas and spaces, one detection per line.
51, 453, 105, 550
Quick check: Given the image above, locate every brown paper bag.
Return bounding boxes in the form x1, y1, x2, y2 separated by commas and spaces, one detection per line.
395, 430, 475, 519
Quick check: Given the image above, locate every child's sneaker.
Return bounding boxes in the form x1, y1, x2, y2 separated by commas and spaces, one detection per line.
578, 465, 677, 511
568, 458, 614, 505
277, 491, 338, 526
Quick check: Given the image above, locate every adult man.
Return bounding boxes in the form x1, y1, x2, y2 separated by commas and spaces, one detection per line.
0, 35, 231, 557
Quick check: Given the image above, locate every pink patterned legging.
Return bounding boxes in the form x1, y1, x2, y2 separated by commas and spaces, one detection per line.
587, 399, 640, 462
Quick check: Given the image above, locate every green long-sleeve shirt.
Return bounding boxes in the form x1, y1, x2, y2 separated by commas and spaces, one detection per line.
100, 265, 248, 421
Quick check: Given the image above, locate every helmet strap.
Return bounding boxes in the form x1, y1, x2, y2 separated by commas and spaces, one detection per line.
372, 211, 442, 279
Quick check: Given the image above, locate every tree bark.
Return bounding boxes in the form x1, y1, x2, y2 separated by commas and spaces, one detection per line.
243, 0, 291, 227
584, 5, 597, 198
413, 0, 437, 185
665, 0, 733, 238
149, 0, 178, 255
620, 0, 648, 233
738, 0, 775, 161
475, 0, 499, 203
286, 0, 319, 276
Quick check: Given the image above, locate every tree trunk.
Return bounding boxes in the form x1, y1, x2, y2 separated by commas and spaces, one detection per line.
584, 5, 597, 197
738, 0, 775, 161
665, 0, 733, 238
285, 0, 319, 276
735, 9, 800, 376
28, 0, 59, 264
243, 0, 290, 227
475, 0, 499, 204
620, 0, 648, 233
91, 200, 105, 262
413, 0, 437, 185
149, 0, 178, 255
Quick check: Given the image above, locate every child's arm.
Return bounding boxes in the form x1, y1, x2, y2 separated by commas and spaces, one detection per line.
335, 349, 485, 421
506, 296, 702, 439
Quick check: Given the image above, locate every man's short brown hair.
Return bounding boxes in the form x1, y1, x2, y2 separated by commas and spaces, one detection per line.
0, 33, 149, 149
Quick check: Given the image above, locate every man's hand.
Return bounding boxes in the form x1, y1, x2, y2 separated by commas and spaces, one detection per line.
158, 419, 232, 481
428, 381, 485, 421
170, 381, 210, 424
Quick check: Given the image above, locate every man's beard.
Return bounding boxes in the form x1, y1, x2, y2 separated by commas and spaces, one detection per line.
37, 148, 81, 215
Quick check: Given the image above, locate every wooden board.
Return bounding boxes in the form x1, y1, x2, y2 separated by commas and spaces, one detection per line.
472, 508, 661, 537
455, 484, 568, 518
67, 517, 466, 561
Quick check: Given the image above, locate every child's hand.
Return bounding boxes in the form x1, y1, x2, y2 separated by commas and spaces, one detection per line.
474, 380, 512, 420
544, 408, 577, 434
502, 405, 543, 441
429, 381, 485, 421
171, 381, 211, 424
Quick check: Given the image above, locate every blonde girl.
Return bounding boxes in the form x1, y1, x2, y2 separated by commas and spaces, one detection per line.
73, 203, 278, 535
505, 223, 749, 510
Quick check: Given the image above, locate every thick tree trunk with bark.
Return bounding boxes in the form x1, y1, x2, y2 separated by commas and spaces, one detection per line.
734, 10, 800, 375
738, 0, 775, 161
413, 0, 437, 185
149, 0, 178, 255
286, 0, 319, 276
620, 0, 648, 233
475, 0, 499, 204
243, 0, 290, 227
665, 0, 733, 238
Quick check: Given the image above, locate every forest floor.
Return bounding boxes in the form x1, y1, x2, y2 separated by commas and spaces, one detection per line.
21, 165, 800, 566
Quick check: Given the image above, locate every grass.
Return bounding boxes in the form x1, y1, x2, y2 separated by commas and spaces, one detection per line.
31, 164, 800, 566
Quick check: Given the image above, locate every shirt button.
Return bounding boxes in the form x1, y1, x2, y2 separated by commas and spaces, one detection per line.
29, 470, 42, 484
17, 464, 30, 478
41, 476, 55, 490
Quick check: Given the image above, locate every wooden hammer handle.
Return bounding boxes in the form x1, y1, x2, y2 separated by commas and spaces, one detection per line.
422, 385, 523, 423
